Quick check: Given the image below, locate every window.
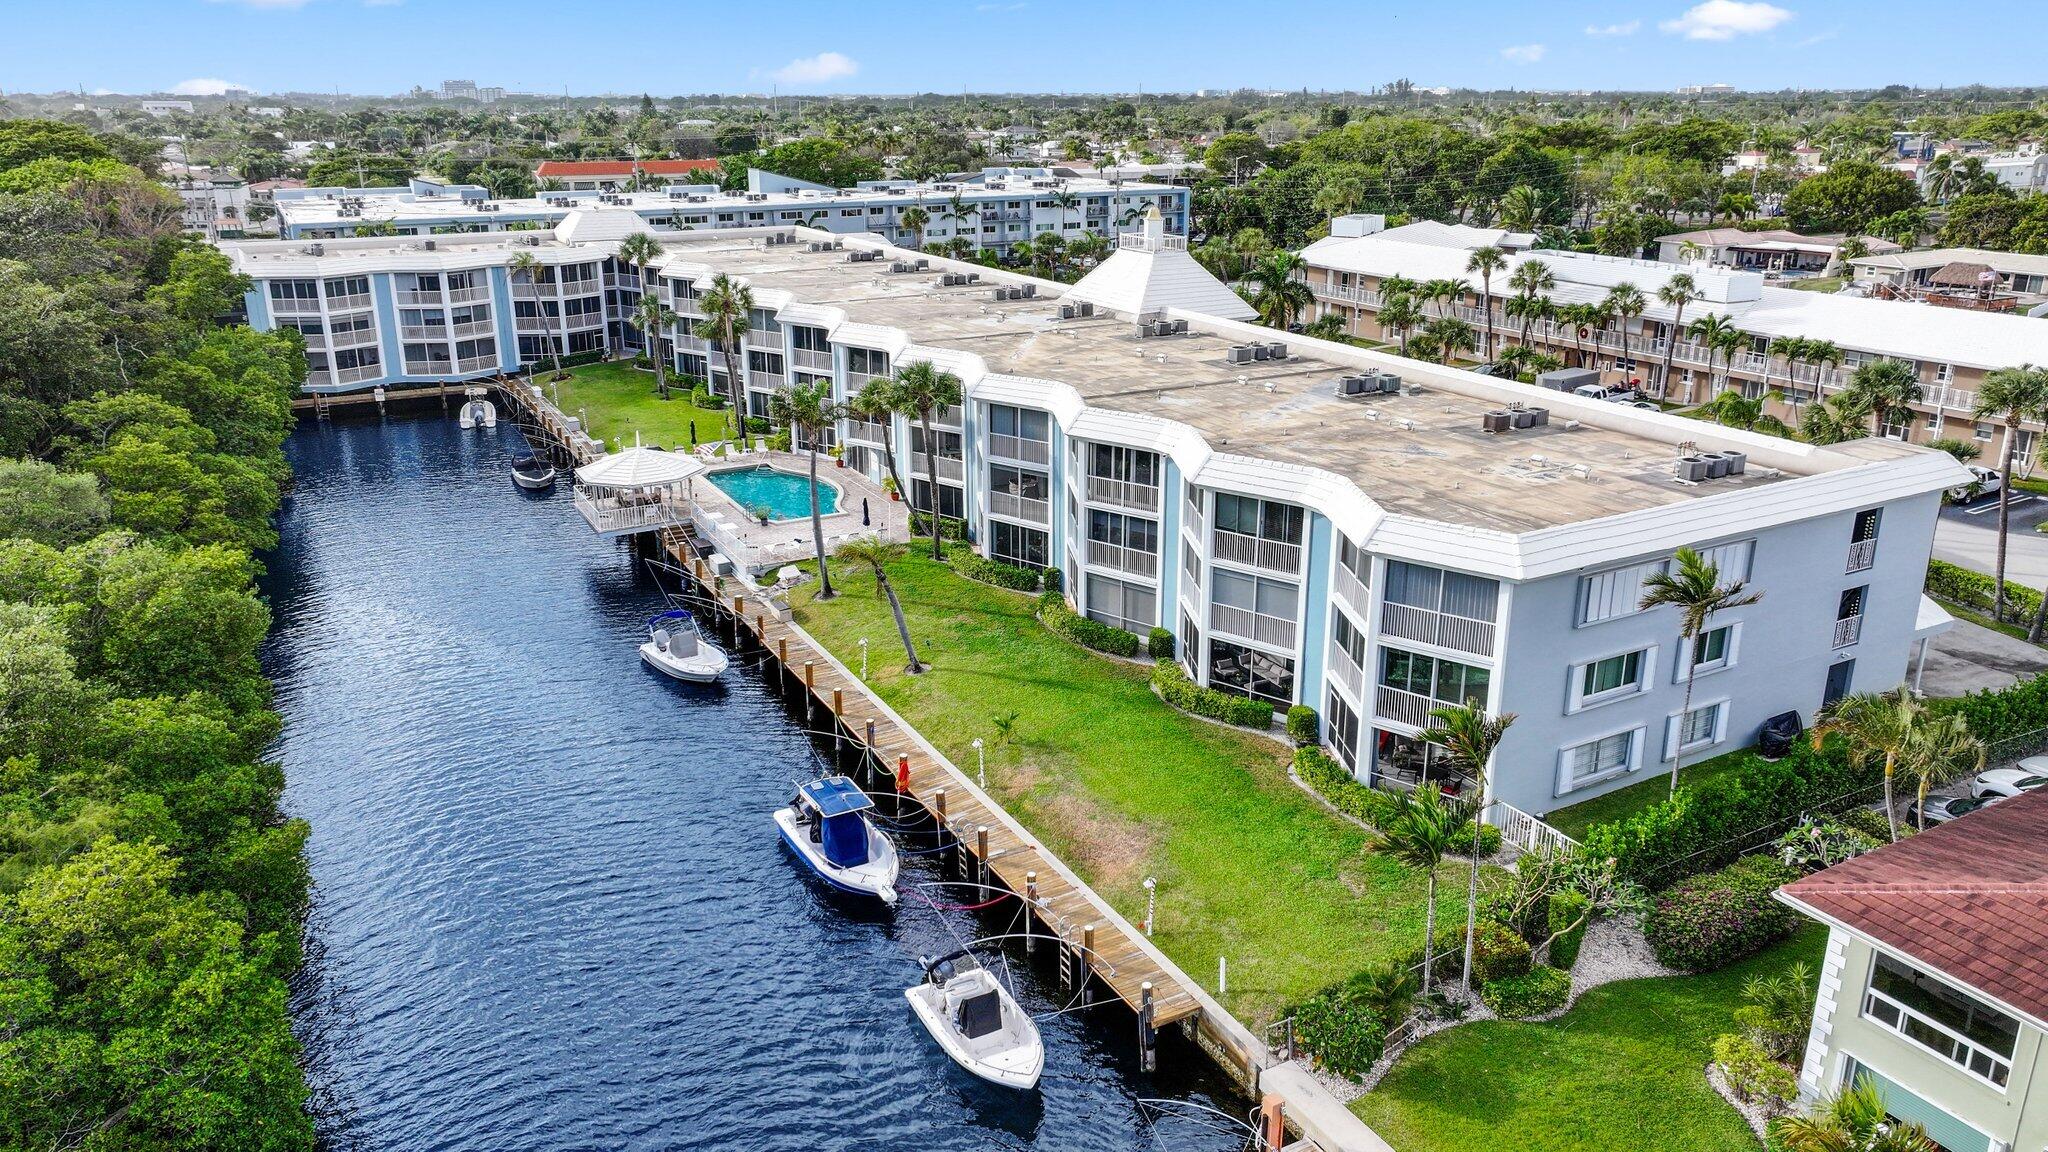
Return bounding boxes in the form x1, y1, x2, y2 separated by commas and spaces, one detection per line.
1578, 559, 1668, 625
1087, 509, 1158, 553
1182, 540, 1201, 590
989, 464, 1048, 502
1575, 649, 1647, 708
1088, 444, 1158, 486
746, 350, 784, 376
1384, 562, 1498, 622
1666, 700, 1727, 758
323, 275, 369, 300
1693, 539, 1754, 583
1687, 624, 1736, 675
989, 522, 1048, 569
1210, 637, 1293, 708
1379, 648, 1489, 709
909, 479, 963, 520
987, 403, 1049, 441
1211, 569, 1299, 648
1559, 729, 1639, 793
847, 347, 890, 377
1327, 687, 1360, 769
1330, 612, 1367, 674
1213, 494, 1303, 545
1085, 574, 1157, 635
268, 279, 318, 302
1864, 952, 2018, 1088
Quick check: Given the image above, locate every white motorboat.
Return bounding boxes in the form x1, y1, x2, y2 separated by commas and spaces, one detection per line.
458, 398, 497, 428
638, 610, 728, 683
511, 454, 557, 490
905, 950, 1043, 1090
773, 776, 899, 904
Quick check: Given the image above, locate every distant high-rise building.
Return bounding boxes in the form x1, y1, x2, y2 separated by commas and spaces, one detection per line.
440, 79, 479, 100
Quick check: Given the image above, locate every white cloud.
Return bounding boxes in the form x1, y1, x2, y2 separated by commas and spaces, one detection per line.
762, 52, 859, 87
1499, 43, 1547, 63
1585, 19, 1641, 35
1660, 0, 1793, 40
171, 78, 251, 95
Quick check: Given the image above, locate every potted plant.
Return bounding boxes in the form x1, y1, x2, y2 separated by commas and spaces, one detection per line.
882, 475, 901, 502
829, 444, 846, 468
752, 505, 773, 526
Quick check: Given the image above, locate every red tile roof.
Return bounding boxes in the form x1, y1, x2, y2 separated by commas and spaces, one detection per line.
534, 159, 721, 179
1779, 788, 2048, 1027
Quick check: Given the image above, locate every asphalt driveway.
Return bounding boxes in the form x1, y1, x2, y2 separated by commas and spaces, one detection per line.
1933, 491, 2048, 588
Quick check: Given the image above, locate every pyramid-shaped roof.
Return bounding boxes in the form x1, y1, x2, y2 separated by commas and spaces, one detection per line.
575, 445, 705, 488
1062, 208, 1257, 322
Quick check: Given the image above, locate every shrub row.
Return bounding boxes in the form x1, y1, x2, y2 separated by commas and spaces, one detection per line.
908, 512, 968, 541
1039, 591, 1142, 657
1925, 557, 2041, 622
1643, 855, 1800, 972
1935, 666, 2048, 750
1152, 660, 1275, 729
1286, 704, 1320, 746
1480, 966, 1572, 1019
1292, 747, 1501, 855
1581, 742, 1877, 888
1147, 626, 1175, 660
1431, 919, 1531, 987
688, 384, 730, 409
947, 545, 1042, 592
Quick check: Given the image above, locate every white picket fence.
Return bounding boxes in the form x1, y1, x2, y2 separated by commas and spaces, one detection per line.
1485, 799, 1579, 857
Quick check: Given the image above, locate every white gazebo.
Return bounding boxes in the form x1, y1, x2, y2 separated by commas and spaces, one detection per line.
572, 445, 706, 538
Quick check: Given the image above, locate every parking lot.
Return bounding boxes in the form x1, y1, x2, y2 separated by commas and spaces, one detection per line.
1934, 489, 2048, 589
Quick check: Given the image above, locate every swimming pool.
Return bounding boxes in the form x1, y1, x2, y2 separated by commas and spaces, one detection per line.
707, 465, 840, 521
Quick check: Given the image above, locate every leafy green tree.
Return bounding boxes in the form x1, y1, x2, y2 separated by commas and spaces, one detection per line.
1783, 160, 1922, 233
0, 458, 108, 545
0, 118, 112, 171
1840, 359, 1923, 437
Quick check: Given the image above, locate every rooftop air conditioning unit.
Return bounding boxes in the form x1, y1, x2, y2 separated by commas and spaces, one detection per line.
966, 272, 981, 283
304, 243, 325, 256
914, 258, 929, 270
1171, 319, 1188, 335
1337, 374, 1368, 396
1251, 344, 1272, 361
993, 287, 1011, 301
1525, 405, 1549, 426
422, 239, 437, 251
1266, 341, 1287, 359
1076, 300, 1091, 315
1676, 455, 1711, 483
1227, 345, 1253, 364
1723, 450, 1747, 475
520, 235, 541, 246
1482, 411, 1514, 434
1700, 452, 1731, 479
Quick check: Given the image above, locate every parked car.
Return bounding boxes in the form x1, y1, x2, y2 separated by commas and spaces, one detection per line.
1947, 465, 2003, 503
1573, 384, 1642, 404
1907, 792, 2006, 826
1971, 763, 2048, 799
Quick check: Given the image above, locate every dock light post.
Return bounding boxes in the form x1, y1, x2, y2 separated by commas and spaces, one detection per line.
972, 738, 985, 789
1143, 876, 1156, 938
858, 637, 868, 680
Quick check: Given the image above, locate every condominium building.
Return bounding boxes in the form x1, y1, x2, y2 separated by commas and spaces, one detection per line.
221, 212, 1963, 821
270, 167, 1190, 252
1779, 790, 2048, 1152
1299, 218, 2048, 460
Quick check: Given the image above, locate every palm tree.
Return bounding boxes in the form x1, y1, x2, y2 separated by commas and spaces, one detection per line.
1656, 273, 1699, 400
1972, 365, 2048, 624
1068, 230, 1109, 273
1051, 188, 1080, 237
1419, 316, 1476, 364
629, 293, 680, 400
1556, 302, 1605, 369
1506, 259, 1556, 350
1245, 251, 1314, 331
508, 251, 567, 382
1302, 313, 1349, 342
891, 360, 964, 560
695, 272, 754, 438
616, 231, 663, 290
1841, 360, 1924, 438
1769, 1076, 1937, 1152
898, 203, 930, 250
1378, 294, 1424, 356
1899, 712, 1985, 832
836, 537, 924, 674
1313, 174, 1370, 222
769, 380, 846, 600
1699, 388, 1790, 435
942, 192, 976, 244
1497, 184, 1547, 232
1639, 547, 1762, 796
849, 378, 908, 499
1373, 784, 1464, 999
1466, 246, 1508, 360
1812, 692, 1925, 842
1604, 283, 1646, 380
1421, 704, 1517, 996
1685, 312, 1742, 405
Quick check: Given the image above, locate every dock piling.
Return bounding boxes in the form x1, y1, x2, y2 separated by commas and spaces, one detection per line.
976, 825, 989, 888
1024, 872, 1038, 955
1082, 924, 1097, 996
1140, 982, 1157, 1072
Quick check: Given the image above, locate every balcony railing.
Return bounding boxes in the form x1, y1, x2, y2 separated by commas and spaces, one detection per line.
447, 285, 490, 304
843, 420, 887, 448
334, 362, 381, 385
1087, 539, 1158, 578
304, 369, 332, 387
401, 325, 450, 342
331, 327, 378, 349
1086, 475, 1161, 512
1374, 686, 1434, 730
300, 332, 328, 349
790, 347, 833, 372
988, 433, 1052, 466
1212, 529, 1303, 575
1329, 646, 1365, 700
1833, 615, 1863, 648
1379, 602, 1496, 657
1863, 986, 2012, 1088
326, 293, 374, 313
1209, 603, 1297, 651
452, 319, 495, 340
987, 490, 1050, 525
270, 296, 321, 315
1334, 564, 1370, 621
1847, 539, 1878, 573
403, 359, 451, 376
396, 290, 443, 306
912, 455, 964, 483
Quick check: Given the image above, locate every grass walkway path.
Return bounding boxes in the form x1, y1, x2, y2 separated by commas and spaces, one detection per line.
792, 552, 1442, 1024
1352, 925, 1825, 1152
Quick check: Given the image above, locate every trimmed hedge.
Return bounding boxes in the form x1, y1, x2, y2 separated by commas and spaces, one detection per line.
1152, 660, 1274, 729
1039, 592, 1142, 657
1293, 988, 1389, 1078
948, 545, 1042, 592
1546, 889, 1591, 971
1937, 668, 2048, 749
1581, 742, 1878, 888
1286, 704, 1320, 746
908, 512, 968, 541
1481, 966, 1572, 1019
1432, 919, 1532, 987
1926, 557, 2042, 622
1643, 855, 1800, 972
1293, 747, 1501, 856
1147, 627, 1175, 660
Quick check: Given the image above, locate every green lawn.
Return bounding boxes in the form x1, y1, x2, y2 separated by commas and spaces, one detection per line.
1353, 925, 1825, 1152
792, 551, 1456, 1023
549, 360, 735, 449
1786, 276, 1848, 294
1544, 747, 1762, 840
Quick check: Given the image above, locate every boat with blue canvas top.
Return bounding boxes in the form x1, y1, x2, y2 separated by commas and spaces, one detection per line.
639, 610, 728, 683
773, 776, 899, 904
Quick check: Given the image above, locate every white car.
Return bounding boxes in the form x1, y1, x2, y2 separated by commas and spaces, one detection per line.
1947, 465, 2003, 503
1908, 792, 2006, 826
1972, 763, 2048, 799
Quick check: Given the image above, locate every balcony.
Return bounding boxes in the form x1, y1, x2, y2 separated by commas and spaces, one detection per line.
912, 455, 964, 483
1375, 685, 1434, 729
447, 285, 490, 304
403, 359, 451, 376
844, 420, 887, 448
401, 325, 450, 342
304, 369, 333, 388
1334, 564, 1370, 621
1847, 539, 1877, 573
988, 433, 1052, 466
271, 296, 321, 315
452, 319, 495, 340
1086, 475, 1161, 512
988, 490, 1051, 525
331, 327, 378, 349
1379, 603, 1496, 657
396, 290, 443, 306
745, 328, 782, 350
1833, 614, 1863, 648
1329, 646, 1365, 700
790, 347, 833, 372
515, 316, 549, 333
1087, 539, 1158, 579
1209, 602, 1297, 651
456, 355, 497, 374
300, 332, 328, 350
334, 363, 381, 385
325, 293, 374, 313
1212, 529, 1303, 575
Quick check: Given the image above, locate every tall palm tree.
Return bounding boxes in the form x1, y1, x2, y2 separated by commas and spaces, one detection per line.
1899, 712, 1985, 832
1842, 359, 1924, 438
1373, 784, 1464, 999
1811, 692, 1924, 842
849, 378, 908, 499
1421, 704, 1517, 996
898, 203, 930, 250
629, 293, 679, 400
891, 360, 964, 560
1685, 312, 1743, 405
1656, 273, 1699, 400
1640, 547, 1762, 796
1419, 316, 1476, 364
1245, 251, 1314, 331
1506, 259, 1557, 350
1497, 184, 1547, 233
1051, 188, 1080, 237
1465, 246, 1508, 360
942, 192, 976, 246
1604, 282, 1646, 380
1556, 302, 1605, 369
695, 272, 754, 439
836, 537, 924, 674
1971, 365, 2048, 623
508, 251, 567, 382
1769, 1076, 1937, 1152
769, 380, 846, 600
1379, 293, 1424, 356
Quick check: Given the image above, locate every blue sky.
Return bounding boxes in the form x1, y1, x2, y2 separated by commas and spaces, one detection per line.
5, 0, 2044, 98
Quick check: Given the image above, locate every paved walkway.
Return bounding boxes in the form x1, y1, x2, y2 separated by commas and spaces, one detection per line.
1920, 616, 2048, 698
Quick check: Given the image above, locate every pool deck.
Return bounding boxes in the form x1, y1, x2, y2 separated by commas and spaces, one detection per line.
690, 451, 913, 573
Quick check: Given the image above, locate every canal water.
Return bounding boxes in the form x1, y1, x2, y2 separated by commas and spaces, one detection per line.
262, 415, 1249, 1152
